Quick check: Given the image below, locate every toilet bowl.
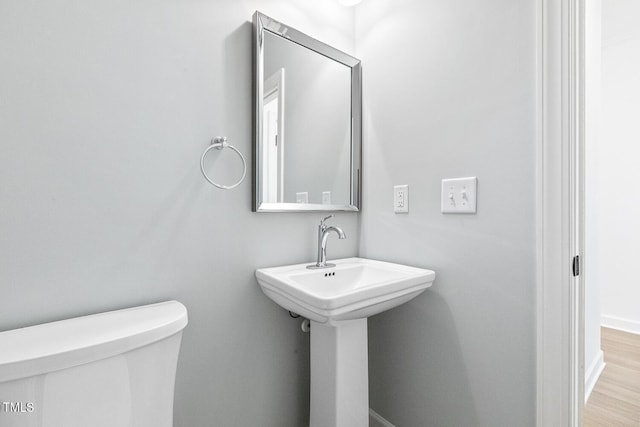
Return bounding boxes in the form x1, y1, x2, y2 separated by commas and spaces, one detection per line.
0, 301, 188, 427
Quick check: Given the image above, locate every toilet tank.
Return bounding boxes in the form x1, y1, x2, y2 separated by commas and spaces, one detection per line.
0, 301, 188, 427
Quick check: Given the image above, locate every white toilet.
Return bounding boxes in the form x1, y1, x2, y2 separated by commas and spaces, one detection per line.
0, 301, 188, 427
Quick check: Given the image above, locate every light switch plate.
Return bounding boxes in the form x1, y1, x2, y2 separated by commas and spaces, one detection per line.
394, 185, 409, 213
441, 177, 477, 213
322, 191, 331, 204
296, 192, 308, 203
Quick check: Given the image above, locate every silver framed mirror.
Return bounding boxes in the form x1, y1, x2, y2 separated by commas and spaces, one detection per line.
252, 11, 362, 212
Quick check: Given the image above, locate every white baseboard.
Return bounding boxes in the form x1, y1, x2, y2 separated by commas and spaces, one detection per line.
601, 315, 640, 335
584, 349, 605, 403
370, 409, 396, 427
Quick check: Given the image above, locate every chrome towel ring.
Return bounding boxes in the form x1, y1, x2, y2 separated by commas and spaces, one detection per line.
200, 136, 247, 190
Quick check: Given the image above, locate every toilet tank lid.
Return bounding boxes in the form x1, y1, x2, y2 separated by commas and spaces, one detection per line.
0, 301, 188, 383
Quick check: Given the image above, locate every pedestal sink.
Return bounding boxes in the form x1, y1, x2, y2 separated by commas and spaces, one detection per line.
256, 257, 436, 427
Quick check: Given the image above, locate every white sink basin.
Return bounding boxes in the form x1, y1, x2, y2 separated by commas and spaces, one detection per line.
256, 257, 435, 324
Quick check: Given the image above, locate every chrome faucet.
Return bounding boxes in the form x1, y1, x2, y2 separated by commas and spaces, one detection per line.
307, 215, 347, 269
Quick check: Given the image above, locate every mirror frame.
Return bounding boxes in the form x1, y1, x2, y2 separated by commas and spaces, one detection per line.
252, 11, 362, 212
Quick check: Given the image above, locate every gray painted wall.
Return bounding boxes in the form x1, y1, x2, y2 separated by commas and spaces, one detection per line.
356, 0, 537, 426
0, 1, 358, 426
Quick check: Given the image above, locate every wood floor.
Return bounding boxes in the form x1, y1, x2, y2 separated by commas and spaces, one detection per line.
584, 327, 640, 426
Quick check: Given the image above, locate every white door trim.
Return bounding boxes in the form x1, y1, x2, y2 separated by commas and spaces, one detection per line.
536, 0, 585, 426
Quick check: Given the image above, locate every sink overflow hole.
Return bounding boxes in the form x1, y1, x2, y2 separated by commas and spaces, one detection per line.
324, 272, 336, 277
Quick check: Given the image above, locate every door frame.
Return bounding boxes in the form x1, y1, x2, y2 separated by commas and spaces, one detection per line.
536, 0, 585, 426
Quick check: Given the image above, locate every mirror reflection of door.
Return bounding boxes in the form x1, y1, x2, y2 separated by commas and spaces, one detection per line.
262, 68, 285, 203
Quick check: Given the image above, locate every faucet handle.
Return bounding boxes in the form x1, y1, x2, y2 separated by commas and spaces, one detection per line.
320, 215, 334, 228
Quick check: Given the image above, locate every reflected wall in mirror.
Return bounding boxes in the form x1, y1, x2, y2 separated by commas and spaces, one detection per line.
252, 12, 362, 212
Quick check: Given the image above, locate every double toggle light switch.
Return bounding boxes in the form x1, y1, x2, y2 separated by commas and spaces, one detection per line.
441, 177, 477, 213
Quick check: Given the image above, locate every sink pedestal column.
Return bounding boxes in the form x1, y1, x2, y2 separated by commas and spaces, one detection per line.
310, 319, 368, 427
